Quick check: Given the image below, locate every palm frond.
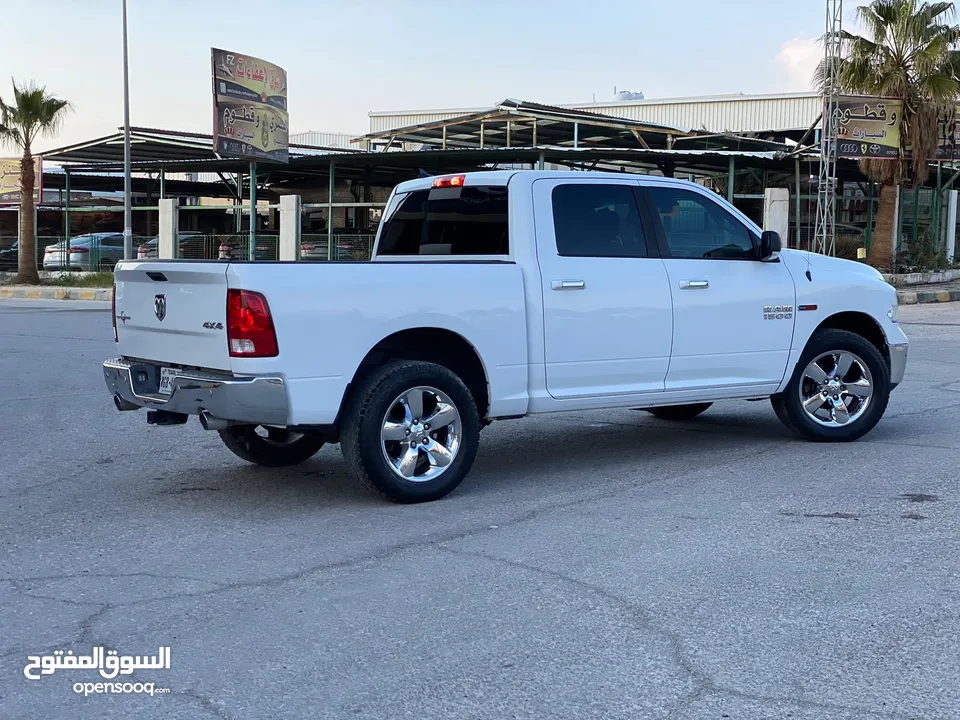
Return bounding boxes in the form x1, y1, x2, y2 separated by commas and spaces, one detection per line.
0, 78, 71, 150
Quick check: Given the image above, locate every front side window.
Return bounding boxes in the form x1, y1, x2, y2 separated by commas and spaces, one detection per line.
646, 186, 756, 260
378, 185, 509, 256
551, 184, 647, 258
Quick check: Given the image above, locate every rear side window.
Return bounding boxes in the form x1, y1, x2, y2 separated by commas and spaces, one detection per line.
378, 185, 509, 255
551, 184, 647, 258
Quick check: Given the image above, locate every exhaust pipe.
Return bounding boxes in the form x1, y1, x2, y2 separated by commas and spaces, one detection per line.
199, 411, 232, 431
114, 395, 139, 412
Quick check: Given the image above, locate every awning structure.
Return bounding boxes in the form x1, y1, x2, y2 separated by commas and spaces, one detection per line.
42, 126, 351, 166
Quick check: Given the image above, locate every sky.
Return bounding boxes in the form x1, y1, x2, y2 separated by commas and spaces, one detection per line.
1, 0, 846, 152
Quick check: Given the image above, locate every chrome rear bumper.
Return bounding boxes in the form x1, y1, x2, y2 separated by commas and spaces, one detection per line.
889, 342, 908, 387
103, 358, 288, 425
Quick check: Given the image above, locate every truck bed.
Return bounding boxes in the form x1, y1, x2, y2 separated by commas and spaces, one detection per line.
113, 259, 530, 425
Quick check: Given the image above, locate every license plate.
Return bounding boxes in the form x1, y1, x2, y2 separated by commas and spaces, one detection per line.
158, 367, 180, 395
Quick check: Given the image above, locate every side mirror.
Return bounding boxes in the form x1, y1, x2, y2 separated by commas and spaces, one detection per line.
759, 230, 782, 261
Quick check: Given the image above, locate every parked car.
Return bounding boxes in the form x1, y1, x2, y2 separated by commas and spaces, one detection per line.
137, 232, 207, 260
0, 241, 18, 271
44, 233, 125, 271
104, 170, 908, 504
300, 232, 374, 261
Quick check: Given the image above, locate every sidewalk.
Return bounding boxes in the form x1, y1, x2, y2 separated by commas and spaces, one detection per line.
2, 280, 960, 305
0, 286, 112, 301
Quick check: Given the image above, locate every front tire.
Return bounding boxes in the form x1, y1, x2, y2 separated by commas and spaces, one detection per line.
772, 328, 890, 442
218, 425, 325, 467
643, 403, 713, 421
340, 360, 480, 503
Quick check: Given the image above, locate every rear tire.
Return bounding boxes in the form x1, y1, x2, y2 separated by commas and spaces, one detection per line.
218, 425, 325, 467
341, 360, 480, 503
643, 402, 713, 421
772, 328, 889, 442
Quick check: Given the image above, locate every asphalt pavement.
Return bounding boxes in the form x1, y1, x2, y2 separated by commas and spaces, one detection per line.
1, 298, 959, 720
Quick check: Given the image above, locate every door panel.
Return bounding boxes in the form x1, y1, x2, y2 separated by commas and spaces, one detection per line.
534, 179, 673, 399
641, 184, 795, 391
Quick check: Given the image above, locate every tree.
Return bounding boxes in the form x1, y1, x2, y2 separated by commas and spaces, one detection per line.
820, 0, 960, 272
0, 80, 71, 284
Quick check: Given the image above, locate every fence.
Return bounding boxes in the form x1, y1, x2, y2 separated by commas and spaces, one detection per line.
785, 186, 958, 271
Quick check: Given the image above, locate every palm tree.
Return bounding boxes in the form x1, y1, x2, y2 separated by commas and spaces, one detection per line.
820, 0, 960, 271
0, 80, 71, 284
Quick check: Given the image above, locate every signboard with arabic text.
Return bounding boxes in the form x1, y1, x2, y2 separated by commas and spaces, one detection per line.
211, 49, 288, 163
935, 104, 960, 160
0, 157, 43, 205
833, 96, 901, 159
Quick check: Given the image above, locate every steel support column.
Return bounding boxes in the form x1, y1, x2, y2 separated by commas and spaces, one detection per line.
248, 161, 257, 260
727, 156, 735, 203
794, 156, 801, 249
64, 167, 71, 249
327, 162, 335, 261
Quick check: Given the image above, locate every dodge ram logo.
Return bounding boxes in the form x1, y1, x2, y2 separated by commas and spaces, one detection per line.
154, 294, 166, 322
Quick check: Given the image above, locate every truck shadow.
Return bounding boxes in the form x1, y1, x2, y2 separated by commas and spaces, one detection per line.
153, 407, 793, 508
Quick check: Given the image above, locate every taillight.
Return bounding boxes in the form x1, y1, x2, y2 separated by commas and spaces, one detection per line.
432, 175, 465, 188
301, 243, 313, 251
226, 289, 278, 357
70, 246, 89, 253
111, 284, 118, 342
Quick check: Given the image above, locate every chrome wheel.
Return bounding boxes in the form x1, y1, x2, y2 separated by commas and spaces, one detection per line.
380, 386, 462, 482
798, 351, 873, 427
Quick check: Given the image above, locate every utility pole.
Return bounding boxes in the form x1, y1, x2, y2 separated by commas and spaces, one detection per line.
122, 0, 133, 259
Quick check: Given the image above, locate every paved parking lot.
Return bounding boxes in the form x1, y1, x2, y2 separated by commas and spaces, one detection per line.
1, 298, 959, 720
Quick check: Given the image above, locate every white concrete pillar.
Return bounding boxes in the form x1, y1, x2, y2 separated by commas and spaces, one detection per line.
279, 194, 301, 261
946, 190, 957, 263
762, 188, 790, 242
159, 198, 179, 259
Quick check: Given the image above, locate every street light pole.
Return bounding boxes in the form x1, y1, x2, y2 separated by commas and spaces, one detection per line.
122, 0, 133, 260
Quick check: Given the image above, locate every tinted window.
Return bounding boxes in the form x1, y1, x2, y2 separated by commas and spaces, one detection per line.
551, 184, 647, 258
378, 186, 508, 255
646, 186, 755, 259
100, 236, 125, 248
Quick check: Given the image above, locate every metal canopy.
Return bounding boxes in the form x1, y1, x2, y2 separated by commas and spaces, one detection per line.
41, 126, 356, 166
354, 98, 692, 151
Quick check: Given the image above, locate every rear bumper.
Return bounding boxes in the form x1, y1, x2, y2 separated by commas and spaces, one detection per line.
103, 358, 289, 425
889, 342, 908, 387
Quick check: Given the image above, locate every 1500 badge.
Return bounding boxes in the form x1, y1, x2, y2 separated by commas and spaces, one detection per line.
763, 305, 793, 320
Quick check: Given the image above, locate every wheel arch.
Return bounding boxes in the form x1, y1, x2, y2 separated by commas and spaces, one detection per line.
343, 327, 491, 424
812, 311, 890, 367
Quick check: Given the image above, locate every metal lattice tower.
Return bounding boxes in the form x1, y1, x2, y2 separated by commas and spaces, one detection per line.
814, 0, 843, 256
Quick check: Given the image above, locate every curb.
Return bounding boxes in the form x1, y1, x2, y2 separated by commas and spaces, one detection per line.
897, 288, 960, 305
0, 286, 112, 301
884, 269, 960, 287
1, 284, 958, 306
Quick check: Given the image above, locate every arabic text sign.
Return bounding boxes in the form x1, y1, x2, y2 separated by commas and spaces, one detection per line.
935, 104, 960, 160
833, 97, 902, 159
212, 48, 288, 163
0, 157, 43, 204
24, 646, 171, 680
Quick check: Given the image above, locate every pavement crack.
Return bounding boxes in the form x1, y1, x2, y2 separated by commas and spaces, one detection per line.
436, 545, 708, 687
170, 689, 235, 720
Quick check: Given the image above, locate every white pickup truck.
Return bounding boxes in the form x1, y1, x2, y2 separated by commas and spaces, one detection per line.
104, 170, 908, 503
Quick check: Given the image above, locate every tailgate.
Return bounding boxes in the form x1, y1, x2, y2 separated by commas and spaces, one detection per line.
114, 261, 231, 370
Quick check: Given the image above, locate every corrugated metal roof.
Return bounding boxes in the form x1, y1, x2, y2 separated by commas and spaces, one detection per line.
369, 92, 821, 135
289, 131, 362, 149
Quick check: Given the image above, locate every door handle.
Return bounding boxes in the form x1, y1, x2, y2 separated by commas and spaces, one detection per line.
678, 280, 709, 289
551, 280, 586, 290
